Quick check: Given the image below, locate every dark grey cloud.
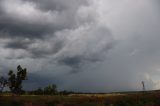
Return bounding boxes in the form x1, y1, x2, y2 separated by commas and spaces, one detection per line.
27, 0, 89, 12
0, 0, 114, 69
0, 0, 110, 64
59, 56, 82, 69
1, 0, 160, 92
0, 0, 90, 39
0, 20, 53, 38
53, 25, 114, 71
4, 38, 32, 49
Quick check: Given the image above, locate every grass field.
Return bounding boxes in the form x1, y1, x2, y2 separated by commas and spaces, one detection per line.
0, 91, 160, 106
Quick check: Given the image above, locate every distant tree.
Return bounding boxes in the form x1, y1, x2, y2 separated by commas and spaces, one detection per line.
44, 84, 57, 95
8, 70, 16, 93
0, 76, 8, 92
34, 87, 44, 95
8, 65, 27, 94
59, 90, 73, 95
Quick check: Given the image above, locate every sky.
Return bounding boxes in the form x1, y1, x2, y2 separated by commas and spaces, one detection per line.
0, 0, 160, 92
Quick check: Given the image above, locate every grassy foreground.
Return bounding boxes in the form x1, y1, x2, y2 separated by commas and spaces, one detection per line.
0, 91, 160, 106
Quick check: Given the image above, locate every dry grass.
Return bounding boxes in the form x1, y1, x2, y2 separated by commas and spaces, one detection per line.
68, 93, 126, 97
0, 91, 160, 106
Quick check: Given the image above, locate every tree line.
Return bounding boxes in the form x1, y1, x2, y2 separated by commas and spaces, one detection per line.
0, 65, 72, 95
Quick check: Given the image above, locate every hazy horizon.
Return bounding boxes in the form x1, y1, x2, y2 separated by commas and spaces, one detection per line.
0, 0, 160, 92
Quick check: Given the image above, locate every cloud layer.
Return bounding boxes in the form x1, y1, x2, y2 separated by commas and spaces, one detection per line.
0, 0, 160, 92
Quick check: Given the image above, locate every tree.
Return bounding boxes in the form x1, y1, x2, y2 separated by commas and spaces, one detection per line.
0, 76, 8, 92
44, 84, 57, 95
34, 87, 44, 95
8, 65, 27, 94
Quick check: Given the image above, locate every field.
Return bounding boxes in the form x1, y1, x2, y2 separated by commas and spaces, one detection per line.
0, 91, 160, 106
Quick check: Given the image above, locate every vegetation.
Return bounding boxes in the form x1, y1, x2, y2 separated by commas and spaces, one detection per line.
8, 65, 27, 94
0, 65, 70, 96
44, 84, 57, 95
0, 65, 160, 106
29, 84, 57, 95
0, 91, 160, 106
0, 76, 7, 92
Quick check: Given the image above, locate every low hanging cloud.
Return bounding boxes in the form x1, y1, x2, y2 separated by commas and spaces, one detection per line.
54, 25, 114, 69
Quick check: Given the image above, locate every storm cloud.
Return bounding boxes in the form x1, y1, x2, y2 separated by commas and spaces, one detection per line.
0, 0, 160, 92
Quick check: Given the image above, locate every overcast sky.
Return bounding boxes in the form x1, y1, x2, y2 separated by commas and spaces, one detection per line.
0, 0, 160, 92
